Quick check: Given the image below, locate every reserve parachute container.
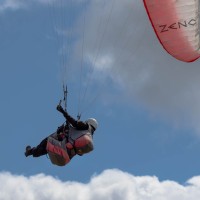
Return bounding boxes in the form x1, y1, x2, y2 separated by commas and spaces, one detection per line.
143, 0, 200, 62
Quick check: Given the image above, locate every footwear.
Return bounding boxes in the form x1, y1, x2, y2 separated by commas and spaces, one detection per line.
25, 145, 32, 157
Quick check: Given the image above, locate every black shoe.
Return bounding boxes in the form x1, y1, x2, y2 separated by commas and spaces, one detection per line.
25, 145, 32, 157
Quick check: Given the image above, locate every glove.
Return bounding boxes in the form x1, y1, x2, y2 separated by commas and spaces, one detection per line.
56, 104, 64, 113
57, 133, 65, 141
56, 124, 65, 134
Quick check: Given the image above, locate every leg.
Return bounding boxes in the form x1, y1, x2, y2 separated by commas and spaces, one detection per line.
25, 137, 48, 157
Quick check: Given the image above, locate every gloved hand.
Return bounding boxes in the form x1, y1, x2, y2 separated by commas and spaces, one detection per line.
56, 124, 65, 134
56, 104, 64, 113
57, 133, 65, 141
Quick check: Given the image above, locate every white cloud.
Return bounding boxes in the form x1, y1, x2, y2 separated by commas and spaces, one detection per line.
0, 169, 200, 200
0, 0, 55, 12
0, 0, 89, 12
0, 0, 26, 11
69, 0, 200, 134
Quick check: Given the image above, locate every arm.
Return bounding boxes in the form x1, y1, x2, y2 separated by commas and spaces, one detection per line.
56, 105, 89, 130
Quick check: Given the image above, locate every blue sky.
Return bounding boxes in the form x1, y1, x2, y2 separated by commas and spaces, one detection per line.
1, 0, 200, 199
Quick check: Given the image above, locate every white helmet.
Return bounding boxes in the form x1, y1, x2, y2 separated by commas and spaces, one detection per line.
86, 118, 98, 130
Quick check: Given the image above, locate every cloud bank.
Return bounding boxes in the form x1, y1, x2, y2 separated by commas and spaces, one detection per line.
1, 169, 200, 200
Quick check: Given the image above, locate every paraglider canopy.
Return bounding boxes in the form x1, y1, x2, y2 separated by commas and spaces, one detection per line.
143, 0, 200, 62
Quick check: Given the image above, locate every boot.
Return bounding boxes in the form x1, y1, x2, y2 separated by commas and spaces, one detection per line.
25, 145, 32, 157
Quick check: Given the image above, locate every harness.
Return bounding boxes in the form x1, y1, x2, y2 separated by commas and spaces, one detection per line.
46, 125, 94, 166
